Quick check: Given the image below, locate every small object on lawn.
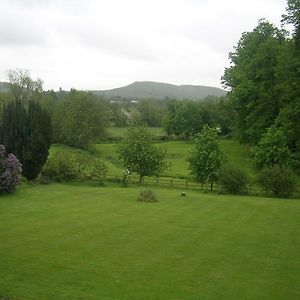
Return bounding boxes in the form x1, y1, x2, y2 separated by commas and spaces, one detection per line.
181, 191, 186, 197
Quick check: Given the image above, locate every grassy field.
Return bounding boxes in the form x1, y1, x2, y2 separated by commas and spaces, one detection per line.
1, 183, 300, 300
93, 139, 255, 179
106, 127, 167, 139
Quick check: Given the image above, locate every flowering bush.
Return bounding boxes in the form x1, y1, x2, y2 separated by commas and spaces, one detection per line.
0, 145, 22, 193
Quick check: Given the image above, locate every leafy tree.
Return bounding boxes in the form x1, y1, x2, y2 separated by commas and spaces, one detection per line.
222, 20, 286, 143
8, 69, 43, 102
282, 0, 300, 49
110, 102, 128, 127
254, 125, 292, 169
136, 99, 165, 127
164, 100, 215, 138
117, 125, 168, 184
189, 125, 223, 190
53, 90, 108, 149
0, 145, 22, 193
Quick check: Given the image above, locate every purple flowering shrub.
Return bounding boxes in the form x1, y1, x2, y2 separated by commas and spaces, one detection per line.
0, 145, 22, 193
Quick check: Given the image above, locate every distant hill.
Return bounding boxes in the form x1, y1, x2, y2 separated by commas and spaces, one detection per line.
93, 81, 226, 100
0, 82, 10, 93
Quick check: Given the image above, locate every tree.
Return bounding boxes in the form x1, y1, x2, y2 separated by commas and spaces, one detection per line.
53, 90, 108, 149
254, 125, 292, 169
189, 126, 223, 190
7, 69, 43, 102
222, 20, 286, 143
136, 99, 165, 127
164, 100, 215, 138
22, 101, 52, 180
117, 125, 168, 184
1, 100, 52, 180
0, 145, 22, 193
282, 0, 300, 49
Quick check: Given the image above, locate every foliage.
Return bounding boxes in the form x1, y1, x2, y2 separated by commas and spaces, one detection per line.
53, 89, 108, 149
1, 100, 52, 180
282, 0, 300, 48
110, 102, 128, 127
254, 125, 292, 169
42, 152, 78, 182
218, 165, 248, 194
189, 126, 223, 189
117, 125, 168, 183
164, 100, 215, 138
222, 20, 286, 144
136, 99, 165, 127
7, 68, 43, 102
257, 165, 296, 197
22, 101, 53, 180
91, 159, 108, 185
0, 145, 22, 193
42, 149, 108, 184
137, 189, 158, 202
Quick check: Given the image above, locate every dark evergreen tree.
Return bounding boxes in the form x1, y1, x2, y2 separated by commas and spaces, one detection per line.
22, 101, 52, 180
0, 100, 52, 180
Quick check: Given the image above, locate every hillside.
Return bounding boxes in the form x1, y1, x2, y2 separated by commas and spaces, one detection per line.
93, 81, 226, 100
0, 81, 10, 93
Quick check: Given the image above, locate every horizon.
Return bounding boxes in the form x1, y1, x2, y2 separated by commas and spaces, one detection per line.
0, 0, 286, 91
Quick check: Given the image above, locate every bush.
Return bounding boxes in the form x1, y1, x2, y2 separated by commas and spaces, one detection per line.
218, 165, 248, 194
257, 165, 296, 197
0, 145, 22, 193
137, 189, 158, 202
42, 152, 78, 182
42, 150, 108, 184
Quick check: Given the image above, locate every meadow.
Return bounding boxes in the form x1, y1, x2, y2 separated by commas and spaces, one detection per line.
1, 183, 300, 300
51, 136, 255, 181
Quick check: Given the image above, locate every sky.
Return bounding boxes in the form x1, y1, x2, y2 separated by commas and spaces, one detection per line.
0, 0, 287, 91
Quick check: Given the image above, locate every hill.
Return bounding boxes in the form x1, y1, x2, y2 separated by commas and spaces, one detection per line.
0, 81, 10, 93
93, 81, 227, 100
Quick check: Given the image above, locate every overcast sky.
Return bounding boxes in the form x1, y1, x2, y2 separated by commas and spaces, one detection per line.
0, 0, 287, 91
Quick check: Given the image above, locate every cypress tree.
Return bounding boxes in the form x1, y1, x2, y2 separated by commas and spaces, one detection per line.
22, 101, 52, 180
0, 100, 52, 180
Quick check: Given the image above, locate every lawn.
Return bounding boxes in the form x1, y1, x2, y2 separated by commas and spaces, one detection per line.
1, 184, 300, 300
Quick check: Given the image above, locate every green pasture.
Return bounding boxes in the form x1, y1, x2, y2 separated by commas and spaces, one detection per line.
95, 139, 255, 179
106, 127, 167, 139
1, 184, 300, 300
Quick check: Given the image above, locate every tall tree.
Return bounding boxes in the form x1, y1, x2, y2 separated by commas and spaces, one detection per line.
222, 20, 286, 143
1, 100, 52, 180
189, 126, 223, 190
8, 69, 43, 102
53, 90, 108, 149
22, 101, 52, 180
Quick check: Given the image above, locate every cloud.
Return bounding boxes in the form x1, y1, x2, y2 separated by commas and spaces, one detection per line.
0, 0, 288, 90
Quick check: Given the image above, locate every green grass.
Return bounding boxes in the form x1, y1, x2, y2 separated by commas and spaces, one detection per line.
1, 184, 300, 299
50, 139, 255, 180
106, 127, 167, 138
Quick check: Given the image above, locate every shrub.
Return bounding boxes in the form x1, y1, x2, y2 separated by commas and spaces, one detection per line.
42, 152, 78, 182
91, 159, 108, 185
137, 189, 158, 202
0, 145, 22, 193
218, 165, 248, 194
257, 165, 296, 197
